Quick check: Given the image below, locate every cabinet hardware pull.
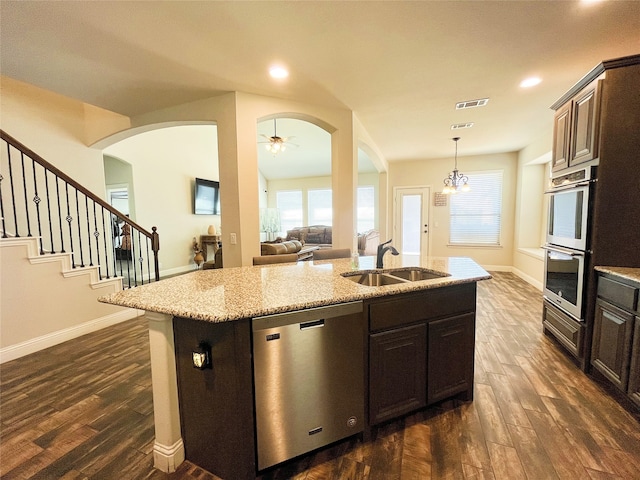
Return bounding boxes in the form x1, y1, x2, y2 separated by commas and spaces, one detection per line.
300, 319, 325, 330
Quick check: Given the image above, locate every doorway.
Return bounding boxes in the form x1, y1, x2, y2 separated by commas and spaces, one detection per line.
394, 187, 431, 258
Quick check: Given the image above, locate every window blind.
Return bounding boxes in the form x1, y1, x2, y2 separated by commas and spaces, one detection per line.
449, 170, 503, 245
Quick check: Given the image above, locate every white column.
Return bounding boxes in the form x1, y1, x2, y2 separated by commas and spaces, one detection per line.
146, 311, 184, 472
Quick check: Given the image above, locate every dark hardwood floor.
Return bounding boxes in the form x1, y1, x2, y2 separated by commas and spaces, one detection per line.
2, 272, 640, 479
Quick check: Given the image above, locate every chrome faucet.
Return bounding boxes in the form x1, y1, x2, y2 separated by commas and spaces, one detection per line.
376, 239, 399, 268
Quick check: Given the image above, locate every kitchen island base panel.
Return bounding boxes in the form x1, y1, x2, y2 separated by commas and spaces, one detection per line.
173, 316, 256, 480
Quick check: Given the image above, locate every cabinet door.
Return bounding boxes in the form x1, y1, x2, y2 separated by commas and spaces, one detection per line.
569, 80, 600, 167
552, 102, 571, 172
427, 313, 475, 405
591, 299, 634, 391
369, 324, 426, 425
628, 318, 640, 407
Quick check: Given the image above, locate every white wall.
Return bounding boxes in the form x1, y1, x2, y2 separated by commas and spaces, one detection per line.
388, 152, 518, 270
103, 125, 220, 275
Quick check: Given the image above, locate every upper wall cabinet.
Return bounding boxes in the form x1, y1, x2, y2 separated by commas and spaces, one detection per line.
552, 78, 602, 172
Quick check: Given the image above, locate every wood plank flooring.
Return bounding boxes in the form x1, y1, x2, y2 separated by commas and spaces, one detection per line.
2, 272, 640, 479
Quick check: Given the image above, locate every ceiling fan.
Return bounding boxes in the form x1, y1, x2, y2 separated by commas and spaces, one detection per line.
259, 118, 297, 155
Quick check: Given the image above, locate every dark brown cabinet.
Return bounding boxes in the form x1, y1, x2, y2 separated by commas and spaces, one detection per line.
369, 324, 427, 425
366, 283, 477, 426
552, 78, 601, 172
591, 273, 640, 406
568, 80, 601, 167
628, 319, 640, 407
591, 299, 634, 390
427, 313, 475, 404
551, 102, 571, 171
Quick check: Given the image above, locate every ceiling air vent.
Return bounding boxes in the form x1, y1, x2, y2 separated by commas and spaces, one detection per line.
451, 122, 474, 130
455, 98, 489, 110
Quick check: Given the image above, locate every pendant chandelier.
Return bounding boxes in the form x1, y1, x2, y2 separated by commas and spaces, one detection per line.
442, 137, 470, 194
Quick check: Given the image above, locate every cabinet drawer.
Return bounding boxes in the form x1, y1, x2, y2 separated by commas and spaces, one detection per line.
543, 301, 584, 358
368, 283, 475, 332
598, 276, 638, 311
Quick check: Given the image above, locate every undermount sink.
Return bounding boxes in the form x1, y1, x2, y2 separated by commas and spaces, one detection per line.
342, 268, 449, 286
385, 268, 449, 281
342, 272, 407, 286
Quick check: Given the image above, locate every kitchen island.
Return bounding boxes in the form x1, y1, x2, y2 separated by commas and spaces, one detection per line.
99, 255, 490, 479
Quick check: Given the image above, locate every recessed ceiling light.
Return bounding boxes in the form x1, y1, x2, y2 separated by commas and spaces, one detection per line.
520, 77, 542, 88
456, 98, 489, 110
269, 66, 289, 79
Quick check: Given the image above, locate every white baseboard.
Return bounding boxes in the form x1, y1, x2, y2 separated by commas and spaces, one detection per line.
480, 264, 512, 272
153, 438, 185, 473
0, 308, 144, 364
160, 264, 195, 278
479, 263, 543, 291
512, 267, 543, 291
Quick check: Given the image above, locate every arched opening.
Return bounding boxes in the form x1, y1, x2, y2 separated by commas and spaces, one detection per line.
257, 116, 332, 244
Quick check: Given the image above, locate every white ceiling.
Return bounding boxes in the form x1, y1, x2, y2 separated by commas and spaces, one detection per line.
2, 1, 639, 175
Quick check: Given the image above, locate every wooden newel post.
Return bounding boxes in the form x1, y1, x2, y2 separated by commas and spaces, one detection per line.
152, 226, 160, 281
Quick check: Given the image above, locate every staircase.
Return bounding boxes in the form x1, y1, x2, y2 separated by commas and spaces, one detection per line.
0, 130, 160, 363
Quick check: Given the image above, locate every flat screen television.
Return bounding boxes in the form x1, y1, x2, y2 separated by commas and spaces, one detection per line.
194, 178, 220, 215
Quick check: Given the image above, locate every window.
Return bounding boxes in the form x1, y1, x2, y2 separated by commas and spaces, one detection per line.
449, 170, 503, 245
276, 190, 303, 235
357, 186, 375, 232
308, 189, 332, 226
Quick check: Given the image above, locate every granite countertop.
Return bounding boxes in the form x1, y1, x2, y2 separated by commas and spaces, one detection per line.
99, 255, 491, 323
594, 266, 640, 287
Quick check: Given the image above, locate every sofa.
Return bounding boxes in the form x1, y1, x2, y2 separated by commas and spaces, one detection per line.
357, 229, 380, 256
260, 240, 319, 261
285, 225, 332, 248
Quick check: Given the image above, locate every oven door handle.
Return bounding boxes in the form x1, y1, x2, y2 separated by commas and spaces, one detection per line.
542, 245, 585, 257
544, 179, 594, 194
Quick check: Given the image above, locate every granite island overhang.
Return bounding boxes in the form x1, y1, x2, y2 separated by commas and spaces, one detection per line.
98, 255, 490, 477
99, 255, 491, 322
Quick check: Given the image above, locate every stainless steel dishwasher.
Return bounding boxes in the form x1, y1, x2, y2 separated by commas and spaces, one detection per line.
252, 301, 364, 471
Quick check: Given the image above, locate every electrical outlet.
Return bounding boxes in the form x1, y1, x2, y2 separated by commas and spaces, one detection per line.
230, 233, 237, 244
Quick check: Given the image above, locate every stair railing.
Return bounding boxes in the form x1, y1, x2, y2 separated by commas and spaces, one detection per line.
0, 130, 160, 288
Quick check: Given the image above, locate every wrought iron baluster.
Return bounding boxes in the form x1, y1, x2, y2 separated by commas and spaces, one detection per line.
32, 158, 44, 254
65, 183, 75, 267
7, 144, 20, 237
55, 176, 65, 252
0, 170, 6, 238
85, 196, 93, 266
20, 152, 32, 237
43, 169, 55, 253
146, 237, 152, 284
136, 229, 143, 285
112, 214, 119, 279
101, 207, 110, 279
75, 188, 84, 267
92, 200, 101, 278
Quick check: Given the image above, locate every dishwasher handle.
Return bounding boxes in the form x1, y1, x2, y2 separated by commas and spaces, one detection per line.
300, 319, 325, 330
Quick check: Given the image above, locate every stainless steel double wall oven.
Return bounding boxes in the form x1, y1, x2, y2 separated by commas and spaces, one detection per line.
543, 166, 597, 322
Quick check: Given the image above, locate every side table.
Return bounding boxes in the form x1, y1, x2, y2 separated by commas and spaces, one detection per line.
200, 235, 221, 262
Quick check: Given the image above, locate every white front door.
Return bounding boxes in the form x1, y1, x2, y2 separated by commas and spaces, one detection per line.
394, 187, 431, 258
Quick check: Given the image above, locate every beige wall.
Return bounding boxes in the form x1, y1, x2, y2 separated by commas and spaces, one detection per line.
103, 125, 220, 274
512, 127, 552, 289
388, 152, 518, 269
0, 240, 131, 357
